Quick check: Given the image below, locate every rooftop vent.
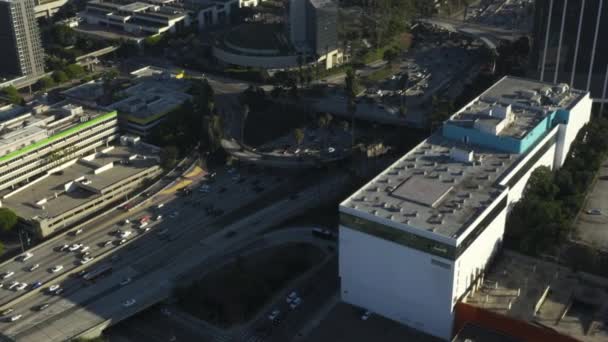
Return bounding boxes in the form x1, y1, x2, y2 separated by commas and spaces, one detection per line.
450, 147, 474, 163
520, 89, 537, 99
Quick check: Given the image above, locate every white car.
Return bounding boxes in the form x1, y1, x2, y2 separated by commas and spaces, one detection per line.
8, 282, 19, 290
268, 309, 280, 321
59, 244, 69, 252
18, 252, 33, 262
1, 271, 14, 280
139, 222, 148, 229
8, 314, 22, 322
119, 277, 131, 286
15, 282, 27, 291
68, 244, 82, 252
47, 284, 60, 293
154, 215, 162, 221
71, 228, 83, 236
361, 310, 371, 321
123, 298, 136, 307
157, 203, 164, 209
80, 246, 90, 253
51, 265, 63, 273
28, 264, 40, 272
79, 256, 94, 265
119, 230, 132, 239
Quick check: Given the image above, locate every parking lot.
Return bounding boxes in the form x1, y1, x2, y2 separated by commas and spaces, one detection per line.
302, 302, 441, 342
572, 159, 608, 250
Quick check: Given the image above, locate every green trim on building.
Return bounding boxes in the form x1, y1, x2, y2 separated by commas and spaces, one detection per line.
340, 212, 456, 260
0, 111, 117, 164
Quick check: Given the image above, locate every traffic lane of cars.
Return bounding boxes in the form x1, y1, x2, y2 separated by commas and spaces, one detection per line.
1, 167, 288, 330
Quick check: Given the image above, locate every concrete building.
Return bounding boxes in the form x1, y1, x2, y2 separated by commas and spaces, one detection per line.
339, 77, 592, 340
3, 144, 161, 237
33, 0, 68, 18
82, 0, 189, 37
0, 103, 119, 193
532, 0, 608, 104
306, 0, 337, 56
191, 0, 265, 30
288, 0, 307, 47
0, 0, 45, 80
110, 66, 191, 136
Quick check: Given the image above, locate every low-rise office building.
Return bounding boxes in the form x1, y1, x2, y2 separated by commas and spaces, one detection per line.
82, 0, 189, 38
110, 66, 191, 136
339, 76, 592, 340
0, 102, 119, 192
2, 144, 161, 237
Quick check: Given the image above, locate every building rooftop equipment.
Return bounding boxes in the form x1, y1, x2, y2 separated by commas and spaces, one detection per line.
341, 76, 587, 240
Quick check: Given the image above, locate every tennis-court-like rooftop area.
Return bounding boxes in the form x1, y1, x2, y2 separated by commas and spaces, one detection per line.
4, 145, 158, 220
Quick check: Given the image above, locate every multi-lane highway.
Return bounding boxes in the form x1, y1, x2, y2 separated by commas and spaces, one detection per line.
0, 158, 348, 341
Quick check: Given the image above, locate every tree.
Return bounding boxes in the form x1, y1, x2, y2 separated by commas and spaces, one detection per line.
160, 146, 179, 170
294, 128, 305, 146
39, 76, 55, 91
0, 208, 18, 232
0, 86, 23, 105
64, 64, 85, 79
383, 48, 399, 65
52, 70, 69, 83
344, 68, 360, 99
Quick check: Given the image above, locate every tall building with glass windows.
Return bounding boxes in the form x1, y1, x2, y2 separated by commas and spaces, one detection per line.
532, 0, 608, 104
0, 0, 45, 79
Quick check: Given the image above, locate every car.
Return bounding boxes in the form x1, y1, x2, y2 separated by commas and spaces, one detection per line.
51, 265, 63, 273
76, 270, 87, 277
53, 288, 64, 295
79, 256, 94, 265
8, 282, 19, 290
155, 214, 162, 221
15, 282, 27, 291
80, 246, 90, 253
286, 291, 298, 303
157, 203, 164, 209
70, 228, 83, 236
119, 277, 131, 286
290, 297, 302, 309
36, 303, 50, 311
1, 308, 14, 316
587, 208, 602, 215
30, 281, 42, 290
28, 264, 40, 272
119, 230, 132, 239
122, 219, 130, 226
79, 251, 91, 258
361, 310, 371, 321
47, 284, 60, 293
68, 244, 82, 252
327, 147, 336, 153
268, 309, 280, 321
7, 314, 22, 322
18, 252, 33, 262
157, 228, 169, 236
56, 244, 69, 252
123, 298, 136, 307
2, 271, 14, 280
102, 240, 113, 247
139, 222, 148, 229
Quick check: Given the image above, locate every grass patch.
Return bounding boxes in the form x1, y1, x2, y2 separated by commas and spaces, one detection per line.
363, 66, 395, 83
175, 243, 325, 327
360, 32, 413, 65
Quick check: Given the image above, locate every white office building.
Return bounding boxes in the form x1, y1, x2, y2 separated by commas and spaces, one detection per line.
339, 76, 592, 340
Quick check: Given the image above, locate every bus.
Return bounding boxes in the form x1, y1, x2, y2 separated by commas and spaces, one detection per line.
83, 264, 113, 281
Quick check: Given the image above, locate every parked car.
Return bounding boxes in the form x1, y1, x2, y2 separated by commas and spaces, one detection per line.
361, 310, 372, 321
123, 298, 136, 307
268, 309, 280, 321
51, 265, 63, 273
29, 264, 40, 272
587, 208, 602, 215
1, 271, 14, 280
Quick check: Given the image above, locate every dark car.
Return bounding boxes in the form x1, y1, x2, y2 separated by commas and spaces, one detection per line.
36, 303, 50, 311
30, 281, 43, 290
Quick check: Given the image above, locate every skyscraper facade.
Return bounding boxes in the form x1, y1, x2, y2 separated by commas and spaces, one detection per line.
532, 0, 608, 103
0, 0, 45, 79
306, 0, 337, 56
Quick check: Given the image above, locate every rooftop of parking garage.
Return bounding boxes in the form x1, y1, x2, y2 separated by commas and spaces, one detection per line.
3, 145, 158, 221
465, 250, 608, 342
340, 77, 587, 240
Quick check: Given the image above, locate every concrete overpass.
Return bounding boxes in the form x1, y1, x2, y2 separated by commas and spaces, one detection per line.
418, 17, 530, 51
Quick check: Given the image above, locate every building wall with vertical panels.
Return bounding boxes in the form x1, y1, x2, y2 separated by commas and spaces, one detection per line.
532, 0, 608, 102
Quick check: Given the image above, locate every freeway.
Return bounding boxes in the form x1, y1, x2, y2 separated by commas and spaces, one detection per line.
2, 167, 348, 341
0, 160, 304, 340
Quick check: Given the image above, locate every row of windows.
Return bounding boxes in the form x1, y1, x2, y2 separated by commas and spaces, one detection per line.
0, 118, 116, 170
340, 212, 456, 259
0, 125, 118, 180
0, 132, 117, 189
